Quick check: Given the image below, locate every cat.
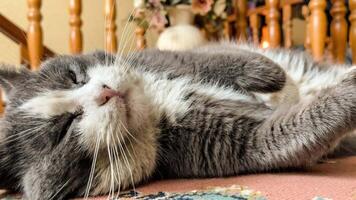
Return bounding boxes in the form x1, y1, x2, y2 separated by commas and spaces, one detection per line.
0, 43, 355, 200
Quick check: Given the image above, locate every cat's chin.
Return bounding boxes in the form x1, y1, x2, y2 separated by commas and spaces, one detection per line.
76, 100, 129, 153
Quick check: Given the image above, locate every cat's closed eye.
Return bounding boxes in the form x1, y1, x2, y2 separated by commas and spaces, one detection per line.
68, 69, 87, 86
68, 70, 78, 85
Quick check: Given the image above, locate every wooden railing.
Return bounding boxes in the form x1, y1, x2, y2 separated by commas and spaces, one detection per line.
242, 0, 354, 63
1, 0, 356, 68
69, 0, 83, 54
1, 0, 119, 69
0, 13, 55, 67
136, 0, 356, 64
245, 0, 303, 48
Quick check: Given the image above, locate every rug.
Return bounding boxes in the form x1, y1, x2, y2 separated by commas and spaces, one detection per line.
117, 185, 266, 200
1, 185, 334, 200
1, 185, 266, 200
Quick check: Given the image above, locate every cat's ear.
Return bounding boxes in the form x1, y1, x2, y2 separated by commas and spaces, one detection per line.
0, 64, 31, 94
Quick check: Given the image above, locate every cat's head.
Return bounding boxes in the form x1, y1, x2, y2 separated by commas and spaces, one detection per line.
0, 52, 157, 193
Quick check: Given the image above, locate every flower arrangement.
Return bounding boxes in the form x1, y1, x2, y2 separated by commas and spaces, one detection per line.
131, 0, 233, 37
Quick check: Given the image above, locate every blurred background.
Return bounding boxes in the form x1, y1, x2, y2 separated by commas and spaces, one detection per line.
0, 0, 158, 65
0, 0, 353, 68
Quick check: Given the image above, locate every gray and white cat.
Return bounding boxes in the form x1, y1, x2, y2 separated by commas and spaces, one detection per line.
0, 43, 355, 199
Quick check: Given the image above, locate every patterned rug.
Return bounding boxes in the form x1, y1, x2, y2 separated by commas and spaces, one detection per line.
0, 185, 333, 200
0, 185, 266, 200
118, 185, 266, 200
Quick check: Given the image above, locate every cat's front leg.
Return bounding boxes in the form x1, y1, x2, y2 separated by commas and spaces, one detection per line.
20, 90, 81, 118
22, 154, 90, 200
21, 128, 90, 200
130, 50, 288, 93
22, 165, 71, 200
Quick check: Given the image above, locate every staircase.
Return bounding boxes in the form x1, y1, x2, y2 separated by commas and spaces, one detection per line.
0, 13, 55, 67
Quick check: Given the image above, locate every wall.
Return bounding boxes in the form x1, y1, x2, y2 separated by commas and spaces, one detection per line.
0, 0, 157, 66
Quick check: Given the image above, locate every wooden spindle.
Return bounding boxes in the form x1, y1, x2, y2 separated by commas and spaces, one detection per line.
302, 5, 311, 53
105, 0, 117, 53
325, 37, 334, 63
249, 13, 260, 45
20, 44, 30, 67
69, 0, 83, 54
265, 0, 281, 48
308, 0, 327, 61
330, 0, 347, 63
261, 26, 270, 48
27, 0, 43, 70
235, 0, 247, 41
282, 3, 292, 48
349, 0, 356, 63
223, 21, 231, 40
135, 27, 146, 50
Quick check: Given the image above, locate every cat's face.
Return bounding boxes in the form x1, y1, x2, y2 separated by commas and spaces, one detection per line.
1, 51, 151, 160
0, 52, 159, 195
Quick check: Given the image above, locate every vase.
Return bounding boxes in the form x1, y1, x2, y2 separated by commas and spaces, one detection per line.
157, 4, 206, 51
167, 4, 195, 26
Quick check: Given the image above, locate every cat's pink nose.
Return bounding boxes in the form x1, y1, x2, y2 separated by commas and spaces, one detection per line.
96, 86, 123, 106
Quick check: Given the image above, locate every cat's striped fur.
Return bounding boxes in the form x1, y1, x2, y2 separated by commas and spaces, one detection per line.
0, 43, 354, 199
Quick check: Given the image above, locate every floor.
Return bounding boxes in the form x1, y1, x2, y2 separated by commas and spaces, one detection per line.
1, 156, 356, 200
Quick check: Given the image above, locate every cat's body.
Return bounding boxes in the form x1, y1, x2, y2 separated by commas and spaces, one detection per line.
0, 43, 355, 199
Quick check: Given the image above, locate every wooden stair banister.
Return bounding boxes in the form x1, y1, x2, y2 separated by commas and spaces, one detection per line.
235, 0, 248, 41
309, 0, 327, 62
266, 0, 281, 48
105, 0, 118, 53
0, 13, 55, 66
247, 0, 304, 48
27, 0, 43, 70
349, 0, 356, 64
330, 0, 348, 63
69, 0, 83, 54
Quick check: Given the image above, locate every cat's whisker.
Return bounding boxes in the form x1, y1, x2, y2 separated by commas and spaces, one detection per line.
115, 8, 137, 65
116, 128, 136, 193
117, 120, 138, 163
115, 8, 140, 63
110, 140, 121, 199
108, 123, 122, 198
106, 147, 113, 199
48, 178, 71, 200
109, 148, 117, 199
117, 120, 140, 144
118, 11, 155, 73
1, 123, 48, 146
118, 132, 137, 169
84, 134, 101, 199
106, 136, 116, 199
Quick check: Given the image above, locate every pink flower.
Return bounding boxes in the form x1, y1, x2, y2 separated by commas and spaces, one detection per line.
192, 0, 213, 15
151, 11, 167, 31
